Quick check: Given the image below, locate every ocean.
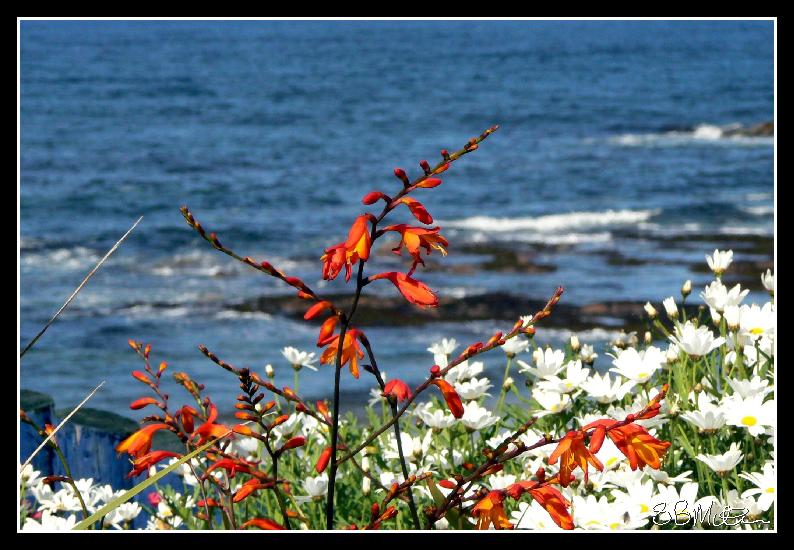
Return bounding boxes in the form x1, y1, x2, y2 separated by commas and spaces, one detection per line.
20, 20, 774, 416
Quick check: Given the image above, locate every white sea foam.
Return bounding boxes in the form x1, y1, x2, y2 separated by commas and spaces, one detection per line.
607, 124, 773, 147
441, 209, 658, 243
215, 310, 274, 320
20, 246, 100, 270
740, 205, 775, 216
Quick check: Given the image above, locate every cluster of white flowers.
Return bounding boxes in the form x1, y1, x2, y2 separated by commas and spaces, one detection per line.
19, 465, 141, 531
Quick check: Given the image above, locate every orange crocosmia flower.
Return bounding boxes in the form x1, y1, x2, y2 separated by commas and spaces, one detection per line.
395, 197, 433, 224
115, 423, 172, 458
128, 450, 181, 478
606, 423, 671, 470
547, 430, 604, 486
430, 378, 464, 418
370, 272, 439, 308
241, 518, 286, 530
471, 490, 513, 530
382, 379, 412, 402
529, 485, 574, 530
321, 215, 372, 282
383, 224, 448, 266
193, 403, 231, 445
319, 328, 365, 378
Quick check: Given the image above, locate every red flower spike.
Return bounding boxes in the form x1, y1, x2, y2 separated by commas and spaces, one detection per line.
316, 447, 333, 473
370, 272, 439, 308
382, 379, 412, 402
435, 162, 450, 174
396, 197, 433, 224
241, 518, 286, 530
429, 365, 441, 377
130, 397, 159, 410
147, 491, 162, 506
430, 378, 464, 418
419, 160, 431, 174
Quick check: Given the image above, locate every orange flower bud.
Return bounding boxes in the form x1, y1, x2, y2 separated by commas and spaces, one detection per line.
431, 379, 464, 418
316, 446, 333, 473
130, 397, 159, 410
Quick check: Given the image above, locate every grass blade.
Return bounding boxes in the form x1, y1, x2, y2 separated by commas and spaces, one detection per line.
21, 380, 105, 469
20, 216, 143, 358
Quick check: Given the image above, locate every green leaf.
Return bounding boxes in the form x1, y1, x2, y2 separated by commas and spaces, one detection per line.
72, 434, 224, 530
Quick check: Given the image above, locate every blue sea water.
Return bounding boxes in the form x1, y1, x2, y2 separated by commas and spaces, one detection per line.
20, 20, 774, 415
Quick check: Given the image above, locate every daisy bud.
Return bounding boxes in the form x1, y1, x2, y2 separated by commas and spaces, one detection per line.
681, 280, 692, 298
644, 302, 657, 319
709, 307, 721, 324
693, 383, 703, 393
502, 377, 514, 391
265, 364, 275, 378
362, 476, 371, 495
662, 297, 678, 319
361, 455, 370, 472
644, 331, 652, 345
569, 335, 580, 353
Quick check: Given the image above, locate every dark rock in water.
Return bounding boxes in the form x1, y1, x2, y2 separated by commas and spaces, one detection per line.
234, 291, 650, 333
20, 390, 57, 474
51, 407, 140, 491
723, 121, 773, 137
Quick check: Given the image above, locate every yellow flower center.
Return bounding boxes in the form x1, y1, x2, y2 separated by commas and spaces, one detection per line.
607, 457, 618, 467
640, 504, 649, 513
638, 372, 648, 379
766, 487, 774, 493
610, 522, 620, 530
750, 327, 764, 335
741, 416, 758, 426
